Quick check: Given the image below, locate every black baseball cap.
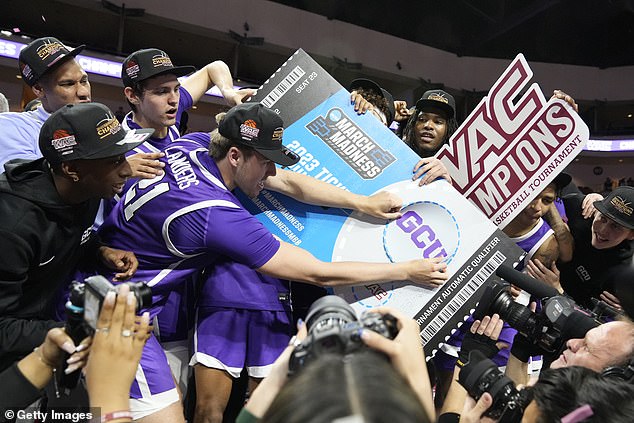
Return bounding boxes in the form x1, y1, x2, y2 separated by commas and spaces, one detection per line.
18, 37, 85, 86
594, 186, 634, 230
121, 48, 196, 87
39, 102, 154, 165
552, 172, 572, 193
349, 78, 395, 124
415, 89, 456, 119
218, 103, 299, 167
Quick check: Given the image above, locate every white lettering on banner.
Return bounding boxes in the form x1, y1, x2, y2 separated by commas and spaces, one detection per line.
435, 53, 589, 228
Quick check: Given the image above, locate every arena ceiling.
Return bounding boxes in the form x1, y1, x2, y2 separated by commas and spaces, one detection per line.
2, 0, 634, 136
271, 0, 634, 69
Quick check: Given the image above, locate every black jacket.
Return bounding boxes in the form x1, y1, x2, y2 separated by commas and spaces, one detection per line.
559, 192, 634, 311
0, 159, 100, 370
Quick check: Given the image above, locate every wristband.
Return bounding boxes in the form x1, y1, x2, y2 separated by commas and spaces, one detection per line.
101, 411, 132, 422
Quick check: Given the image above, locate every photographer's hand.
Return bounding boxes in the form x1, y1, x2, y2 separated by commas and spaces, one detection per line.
361, 306, 435, 420
85, 284, 150, 417
16, 327, 81, 390
599, 290, 623, 311
441, 315, 507, 416
459, 314, 508, 365
99, 246, 139, 281
244, 321, 308, 418
461, 393, 498, 423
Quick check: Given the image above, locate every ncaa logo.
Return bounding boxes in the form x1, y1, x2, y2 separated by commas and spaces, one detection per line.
383, 201, 461, 265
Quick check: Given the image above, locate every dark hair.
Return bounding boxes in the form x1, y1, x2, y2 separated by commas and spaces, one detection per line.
401, 109, 459, 158
531, 366, 634, 423
126, 80, 149, 113
351, 87, 390, 125
261, 352, 431, 423
208, 111, 255, 160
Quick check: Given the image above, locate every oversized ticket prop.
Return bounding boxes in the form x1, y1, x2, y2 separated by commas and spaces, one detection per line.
241, 49, 524, 357
436, 54, 589, 228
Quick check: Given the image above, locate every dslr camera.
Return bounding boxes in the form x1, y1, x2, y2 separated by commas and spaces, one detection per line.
459, 350, 532, 423
66, 275, 152, 333
288, 295, 398, 375
474, 265, 604, 353
474, 281, 598, 352
58, 276, 152, 392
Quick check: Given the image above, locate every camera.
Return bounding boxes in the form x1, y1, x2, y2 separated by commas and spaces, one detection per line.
474, 281, 598, 352
288, 295, 398, 375
66, 275, 152, 332
458, 350, 532, 422
57, 275, 152, 393
473, 265, 601, 353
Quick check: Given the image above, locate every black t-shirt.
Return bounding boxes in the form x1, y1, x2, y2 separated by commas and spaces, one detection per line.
559, 193, 634, 311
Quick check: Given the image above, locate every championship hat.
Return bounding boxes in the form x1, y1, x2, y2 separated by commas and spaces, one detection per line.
219, 103, 300, 167
415, 89, 456, 119
121, 48, 196, 87
18, 37, 85, 86
594, 186, 634, 230
39, 102, 154, 165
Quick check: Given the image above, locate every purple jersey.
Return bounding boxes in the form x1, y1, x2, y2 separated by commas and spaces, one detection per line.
199, 260, 289, 311
511, 218, 554, 266
112, 86, 195, 341
98, 132, 280, 318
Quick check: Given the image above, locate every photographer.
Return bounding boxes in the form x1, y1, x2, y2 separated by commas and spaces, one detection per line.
437, 314, 508, 422
237, 304, 434, 423
460, 365, 634, 423
0, 283, 151, 422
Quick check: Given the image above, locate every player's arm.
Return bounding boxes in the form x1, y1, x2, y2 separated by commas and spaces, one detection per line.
542, 206, 574, 262
531, 234, 560, 269
265, 168, 403, 220
257, 240, 448, 288
181, 60, 255, 106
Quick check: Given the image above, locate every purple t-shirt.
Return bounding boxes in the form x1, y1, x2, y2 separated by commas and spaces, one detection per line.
98, 132, 280, 317
198, 260, 289, 311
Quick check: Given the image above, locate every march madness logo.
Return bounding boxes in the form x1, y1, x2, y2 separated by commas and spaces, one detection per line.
306, 108, 396, 179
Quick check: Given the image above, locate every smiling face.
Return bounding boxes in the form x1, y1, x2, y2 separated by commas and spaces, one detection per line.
125, 73, 180, 138
550, 321, 634, 372
234, 150, 277, 198
72, 154, 133, 199
413, 109, 448, 156
591, 212, 634, 249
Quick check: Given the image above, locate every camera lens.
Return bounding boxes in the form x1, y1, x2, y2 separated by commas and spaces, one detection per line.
475, 282, 539, 339
305, 295, 358, 335
459, 351, 530, 421
125, 282, 153, 310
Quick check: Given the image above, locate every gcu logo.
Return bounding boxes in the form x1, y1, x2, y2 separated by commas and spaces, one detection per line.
575, 265, 591, 281
383, 201, 460, 265
396, 211, 447, 259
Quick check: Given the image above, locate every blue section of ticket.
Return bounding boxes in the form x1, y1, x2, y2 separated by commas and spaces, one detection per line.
239, 88, 421, 261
